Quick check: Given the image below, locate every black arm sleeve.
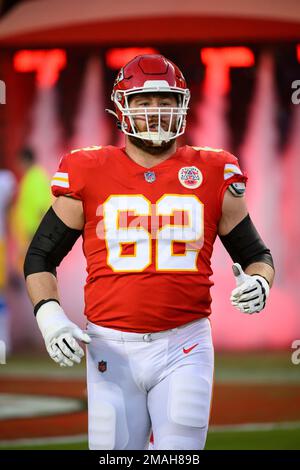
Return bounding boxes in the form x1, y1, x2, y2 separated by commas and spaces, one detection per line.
219, 214, 274, 271
24, 207, 82, 278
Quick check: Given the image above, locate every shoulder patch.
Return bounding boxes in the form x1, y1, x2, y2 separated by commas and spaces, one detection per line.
228, 182, 246, 197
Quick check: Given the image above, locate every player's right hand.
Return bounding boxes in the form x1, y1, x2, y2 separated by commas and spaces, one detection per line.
36, 301, 91, 367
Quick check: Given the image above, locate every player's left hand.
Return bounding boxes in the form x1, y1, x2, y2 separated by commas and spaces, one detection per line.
230, 263, 270, 314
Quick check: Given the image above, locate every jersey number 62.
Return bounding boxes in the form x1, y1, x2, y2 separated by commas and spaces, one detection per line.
100, 194, 204, 272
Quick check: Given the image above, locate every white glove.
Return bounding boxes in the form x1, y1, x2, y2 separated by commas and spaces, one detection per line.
36, 301, 91, 367
230, 263, 270, 314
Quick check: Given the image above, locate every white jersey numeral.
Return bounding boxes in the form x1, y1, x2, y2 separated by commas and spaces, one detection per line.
103, 195, 151, 272
102, 194, 204, 272
156, 195, 204, 271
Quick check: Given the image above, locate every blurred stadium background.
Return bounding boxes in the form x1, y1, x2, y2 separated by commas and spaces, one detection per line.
0, 0, 299, 450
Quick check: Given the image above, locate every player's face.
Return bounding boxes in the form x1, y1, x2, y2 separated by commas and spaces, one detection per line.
128, 93, 178, 134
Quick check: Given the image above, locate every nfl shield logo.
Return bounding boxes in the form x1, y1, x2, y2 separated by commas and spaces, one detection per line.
98, 361, 107, 373
144, 171, 156, 183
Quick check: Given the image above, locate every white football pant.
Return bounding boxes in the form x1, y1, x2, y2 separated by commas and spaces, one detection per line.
86, 317, 214, 450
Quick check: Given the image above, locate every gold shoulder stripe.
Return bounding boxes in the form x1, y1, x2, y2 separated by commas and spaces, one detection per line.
192, 146, 224, 153
70, 145, 102, 155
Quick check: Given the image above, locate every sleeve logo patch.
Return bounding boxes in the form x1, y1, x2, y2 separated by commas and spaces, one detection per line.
178, 166, 203, 189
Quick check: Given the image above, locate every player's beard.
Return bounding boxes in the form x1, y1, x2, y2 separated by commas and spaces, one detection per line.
128, 135, 175, 155
129, 116, 176, 155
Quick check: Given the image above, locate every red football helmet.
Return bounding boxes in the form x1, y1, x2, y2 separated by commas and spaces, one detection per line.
110, 54, 190, 145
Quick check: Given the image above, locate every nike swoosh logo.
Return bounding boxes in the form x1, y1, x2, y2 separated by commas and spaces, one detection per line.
183, 343, 199, 354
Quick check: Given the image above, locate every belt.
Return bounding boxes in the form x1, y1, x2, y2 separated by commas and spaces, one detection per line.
84, 326, 177, 342
84, 318, 204, 343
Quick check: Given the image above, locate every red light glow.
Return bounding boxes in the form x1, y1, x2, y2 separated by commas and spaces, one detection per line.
106, 47, 159, 69
14, 49, 66, 88
201, 47, 254, 94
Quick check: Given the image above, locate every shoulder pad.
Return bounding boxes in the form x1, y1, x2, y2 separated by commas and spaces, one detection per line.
228, 182, 246, 197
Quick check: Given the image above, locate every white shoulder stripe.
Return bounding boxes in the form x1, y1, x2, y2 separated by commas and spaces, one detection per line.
51, 180, 70, 188
224, 163, 242, 180
53, 172, 69, 179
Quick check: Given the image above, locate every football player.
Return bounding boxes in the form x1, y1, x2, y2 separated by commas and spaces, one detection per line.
24, 54, 274, 450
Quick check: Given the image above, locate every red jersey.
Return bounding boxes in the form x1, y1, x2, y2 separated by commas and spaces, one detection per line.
51, 145, 246, 332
